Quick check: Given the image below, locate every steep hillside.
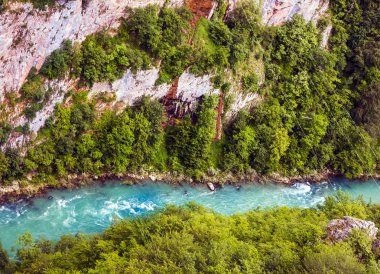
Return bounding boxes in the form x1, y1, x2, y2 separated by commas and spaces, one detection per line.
0, 0, 330, 143
0, 0, 378, 191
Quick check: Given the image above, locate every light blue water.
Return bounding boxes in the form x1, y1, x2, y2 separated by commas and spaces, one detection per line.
1, 178, 380, 254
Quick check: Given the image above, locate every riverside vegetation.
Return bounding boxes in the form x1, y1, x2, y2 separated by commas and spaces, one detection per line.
0, 1, 379, 273
0, 0, 379, 184
0, 192, 380, 273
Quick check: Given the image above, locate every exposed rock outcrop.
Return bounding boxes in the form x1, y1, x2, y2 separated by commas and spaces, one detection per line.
187, 0, 217, 24
0, 0, 329, 148
0, 0, 329, 97
229, 0, 329, 26
91, 69, 219, 105
326, 216, 378, 242
207, 182, 215, 191
321, 24, 332, 48
262, 0, 329, 26
0, 0, 183, 96
91, 68, 170, 105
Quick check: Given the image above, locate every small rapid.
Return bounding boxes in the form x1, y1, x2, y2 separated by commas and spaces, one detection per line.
1, 178, 380, 254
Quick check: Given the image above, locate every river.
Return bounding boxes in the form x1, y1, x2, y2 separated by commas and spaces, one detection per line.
1, 178, 380, 254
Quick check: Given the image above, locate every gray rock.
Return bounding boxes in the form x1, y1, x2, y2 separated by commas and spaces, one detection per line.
207, 182, 215, 191
326, 216, 378, 242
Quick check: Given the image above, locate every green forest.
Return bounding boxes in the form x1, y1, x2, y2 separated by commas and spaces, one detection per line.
0, 192, 380, 273
0, 0, 379, 185
0, 1, 380, 273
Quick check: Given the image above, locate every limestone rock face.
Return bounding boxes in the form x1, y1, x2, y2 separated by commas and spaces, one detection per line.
230, 0, 328, 26
326, 216, 378, 242
261, 0, 329, 26
90, 69, 219, 105
0, 0, 327, 145
0, 0, 329, 97
0, 0, 183, 96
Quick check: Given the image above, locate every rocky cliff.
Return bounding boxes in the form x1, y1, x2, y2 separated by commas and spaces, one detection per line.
262, 0, 328, 26
0, 0, 330, 146
0, 0, 183, 95
0, 0, 329, 96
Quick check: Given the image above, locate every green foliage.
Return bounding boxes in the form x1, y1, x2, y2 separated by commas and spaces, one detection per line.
271, 15, 319, 69
125, 5, 193, 83
125, 5, 162, 53
24, 102, 43, 119
304, 243, 366, 274
21, 0, 56, 10
222, 112, 256, 173
76, 32, 150, 85
0, 151, 9, 183
330, 0, 380, 142
209, 20, 233, 47
2, 0, 380, 183
241, 72, 259, 92
41, 40, 73, 79
157, 45, 192, 84
9, 197, 380, 273
166, 96, 218, 178
226, 0, 262, 65
222, 14, 378, 177
2, 148, 24, 184
319, 190, 368, 219
0, 242, 9, 271
21, 68, 46, 102
0, 123, 11, 145
18, 96, 165, 181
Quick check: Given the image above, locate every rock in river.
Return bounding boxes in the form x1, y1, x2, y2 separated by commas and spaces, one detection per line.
207, 182, 215, 191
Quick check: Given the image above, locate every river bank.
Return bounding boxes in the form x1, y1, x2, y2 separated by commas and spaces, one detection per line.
2, 178, 380, 256
0, 169, 374, 205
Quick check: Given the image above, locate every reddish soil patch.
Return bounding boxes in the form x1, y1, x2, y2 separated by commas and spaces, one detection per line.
162, 78, 180, 127
215, 92, 224, 141
187, 0, 214, 25
167, 78, 179, 100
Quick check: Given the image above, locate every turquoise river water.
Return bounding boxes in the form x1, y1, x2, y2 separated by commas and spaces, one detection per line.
1, 178, 380, 254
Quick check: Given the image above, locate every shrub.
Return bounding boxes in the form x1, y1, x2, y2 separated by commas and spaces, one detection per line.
21, 68, 46, 102
41, 40, 73, 79
241, 72, 259, 92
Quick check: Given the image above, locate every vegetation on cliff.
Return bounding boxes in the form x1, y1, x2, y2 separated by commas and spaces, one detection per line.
1, 192, 380, 273
0, 0, 379, 185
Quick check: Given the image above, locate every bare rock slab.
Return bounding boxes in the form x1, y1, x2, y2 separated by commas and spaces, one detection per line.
326, 216, 378, 242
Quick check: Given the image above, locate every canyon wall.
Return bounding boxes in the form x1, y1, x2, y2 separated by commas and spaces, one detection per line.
0, 0, 330, 146
262, 0, 329, 26
0, 0, 183, 96
0, 0, 329, 96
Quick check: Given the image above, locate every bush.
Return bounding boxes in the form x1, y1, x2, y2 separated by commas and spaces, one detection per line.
24, 102, 43, 119
41, 40, 73, 79
125, 5, 162, 54
304, 244, 366, 274
0, 123, 12, 145
241, 72, 259, 92
21, 68, 46, 102
209, 20, 233, 47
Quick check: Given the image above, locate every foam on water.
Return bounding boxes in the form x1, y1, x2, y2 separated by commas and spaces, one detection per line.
1, 178, 380, 255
